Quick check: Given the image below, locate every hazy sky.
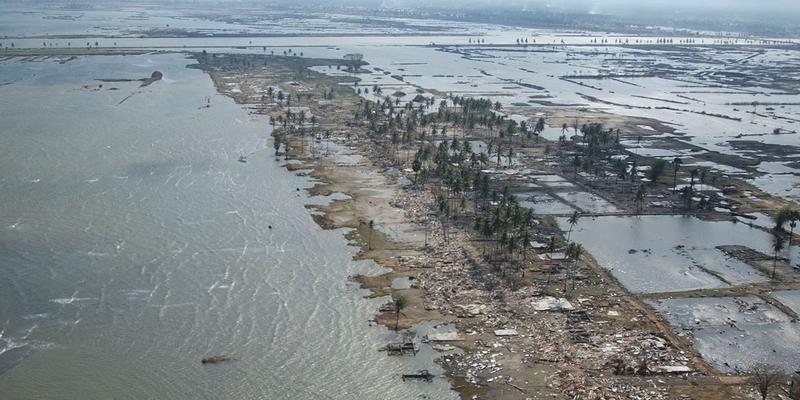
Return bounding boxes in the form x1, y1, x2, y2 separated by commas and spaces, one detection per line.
16, 0, 798, 16
382, 0, 800, 14
546, 0, 798, 13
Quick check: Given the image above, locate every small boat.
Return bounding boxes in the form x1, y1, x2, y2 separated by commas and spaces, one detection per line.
201, 355, 235, 364
238, 155, 247, 163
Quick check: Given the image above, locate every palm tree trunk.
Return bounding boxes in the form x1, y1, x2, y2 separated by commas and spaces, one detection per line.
572, 259, 578, 291
673, 171, 678, 193
773, 254, 778, 280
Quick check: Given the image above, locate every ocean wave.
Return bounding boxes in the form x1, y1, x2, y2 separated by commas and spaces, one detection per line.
49, 296, 97, 305
21, 313, 49, 320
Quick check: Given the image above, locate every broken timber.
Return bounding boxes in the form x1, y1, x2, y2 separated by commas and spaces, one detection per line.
381, 341, 419, 356
402, 370, 434, 382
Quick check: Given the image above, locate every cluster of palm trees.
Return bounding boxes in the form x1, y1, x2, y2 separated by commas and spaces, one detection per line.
554, 123, 725, 214
557, 122, 661, 204
406, 135, 550, 277
367, 95, 489, 137
347, 93, 598, 289
263, 86, 285, 105
473, 192, 537, 264
671, 158, 714, 211
774, 207, 800, 237
271, 81, 592, 293
420, 138, 492, 212
269, 108, 316, 131
579, 123, 621, 155
268, 87, 325, 158
351, 93, 550, 172
351, 92, 552, 165
565, 123, 623, 180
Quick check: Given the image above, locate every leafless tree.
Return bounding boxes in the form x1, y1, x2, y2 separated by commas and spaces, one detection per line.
749, 363, 786, 400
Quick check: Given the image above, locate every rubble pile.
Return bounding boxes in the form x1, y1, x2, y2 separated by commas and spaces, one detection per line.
390, 188, 696, 398
549, 370, 670, 400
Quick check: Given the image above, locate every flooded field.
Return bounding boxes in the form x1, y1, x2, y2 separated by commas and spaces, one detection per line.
559, 215, 786, 293
519, 192, 578, 215
649, 296, 800, 373
0, 6, 486, 38
773, 290, 800, 314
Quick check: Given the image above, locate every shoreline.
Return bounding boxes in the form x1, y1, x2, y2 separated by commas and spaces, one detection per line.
189, 51, 799, 399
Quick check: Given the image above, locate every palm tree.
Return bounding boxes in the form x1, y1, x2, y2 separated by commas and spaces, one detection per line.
566, 211, 580, 241
772, 234, 785, 280
535, 117, 545, 135
521, 230, 531, 264
546, 236, 556, 284
635, 184, 646, 213
520, 121, 529, 142
567, 242, 582, 291
773, 207, 800, 231
412, 156, 422, 185
368, 220, 375, 250
571, 155, 581, 179
672, 157, 682, 192
680, 186, 693, 210
689, 169, 699, 192
393, 294, 407, 331
563, 243, 576, 291
507, 235, 518, 262
699, 169, 707, 192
